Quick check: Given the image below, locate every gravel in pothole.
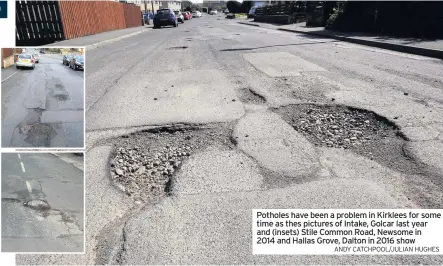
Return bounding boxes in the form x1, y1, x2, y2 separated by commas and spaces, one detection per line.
277, 104, 399, 150
275, 104, 427, 175
108, 125, 234, 202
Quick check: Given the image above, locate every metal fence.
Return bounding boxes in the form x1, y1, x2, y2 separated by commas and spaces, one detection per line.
16, 0, 142, 46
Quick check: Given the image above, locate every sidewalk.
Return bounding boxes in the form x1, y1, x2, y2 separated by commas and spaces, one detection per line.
239, 21, 443, 59
48, 25, 152, 49
50, 153, 84, 171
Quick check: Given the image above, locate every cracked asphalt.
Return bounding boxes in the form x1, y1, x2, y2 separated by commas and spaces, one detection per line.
1, 153, 84, 252
1, 49, 84, 148
18, 14, 443, 265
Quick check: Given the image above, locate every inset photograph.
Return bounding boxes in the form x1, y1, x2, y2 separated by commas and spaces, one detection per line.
1, 152, 84, 253
1, 47, 85, 148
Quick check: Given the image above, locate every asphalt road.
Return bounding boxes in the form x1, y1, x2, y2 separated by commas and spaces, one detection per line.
18, 14, 443, 265
2, 153, 84, 252
1, 49, 84, 148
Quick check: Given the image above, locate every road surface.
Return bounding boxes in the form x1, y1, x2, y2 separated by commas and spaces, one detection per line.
1, 49, 84, 148
2, 153, 84, 252
18, 14, 443, 265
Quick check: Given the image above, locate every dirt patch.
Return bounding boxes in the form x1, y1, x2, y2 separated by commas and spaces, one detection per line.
237, 88, 266, 104
275, 104, 426, 174
108, 124, 234, 202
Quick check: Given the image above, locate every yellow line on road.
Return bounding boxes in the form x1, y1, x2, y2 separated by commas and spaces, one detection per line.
20, 162, 26, 172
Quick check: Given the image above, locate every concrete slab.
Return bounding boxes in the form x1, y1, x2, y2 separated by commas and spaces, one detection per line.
172, 148, 264, 194
243, 52, 326, 77
121, 179, 402, 265
233, 110, 319, 177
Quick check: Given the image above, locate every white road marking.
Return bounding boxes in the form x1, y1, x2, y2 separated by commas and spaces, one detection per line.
18, 154, 21, 159
20, 162, 26, 172
25, 181, 33, 194
1, 69, 21, 83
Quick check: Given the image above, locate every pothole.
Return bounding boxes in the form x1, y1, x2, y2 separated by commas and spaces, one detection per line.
167, 46, 188, 50
108, 124, 234, 202
24, 199, 51, 211
19, 122, 56, 147
275, 104, 426, 174
237, 88, 266, 104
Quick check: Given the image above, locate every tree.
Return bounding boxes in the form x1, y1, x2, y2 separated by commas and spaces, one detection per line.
241, 1, 253, 13
227, 1, 242, 13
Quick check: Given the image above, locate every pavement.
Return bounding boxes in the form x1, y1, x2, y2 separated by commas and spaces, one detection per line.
238, 21, 443, 59
1, 49, 84, 148
47, 26, 152, 49
17, 13, 443, 265
2, 153, 84, 252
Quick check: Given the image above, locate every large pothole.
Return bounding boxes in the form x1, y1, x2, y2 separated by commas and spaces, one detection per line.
275, 104, 425, 175
108, 124, 234, 202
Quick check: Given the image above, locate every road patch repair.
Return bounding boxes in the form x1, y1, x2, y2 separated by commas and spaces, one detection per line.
2, 49, 84, 148
242, 52, 326, 77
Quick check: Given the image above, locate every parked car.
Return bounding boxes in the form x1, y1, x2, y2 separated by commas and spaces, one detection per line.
224, 9, 229, 14
32, 53, 40, 63
226, 13, 235, 19
143, 12, 153, 25
63, 54, 73, 66
174, 10, 185, 23
16, 54, 35, 69
183, 11, 191, 20
154, 8, 178, 28
69, 55, 84, 71
248, 6, 258, 18
209, 9, 218, 15
192, 10, 202, 17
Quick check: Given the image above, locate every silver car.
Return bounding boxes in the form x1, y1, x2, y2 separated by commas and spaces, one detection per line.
174, 10, 184, 23
15, 54, 35, 69
32, 53, 40, 63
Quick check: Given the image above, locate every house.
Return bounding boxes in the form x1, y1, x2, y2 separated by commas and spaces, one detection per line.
127, 0, 181, 13
1, 48, 22, 68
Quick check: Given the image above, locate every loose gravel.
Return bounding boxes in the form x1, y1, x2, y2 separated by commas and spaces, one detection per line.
108, 125, 234, 202
275, 104, 426, 174
279, 104, 399, 150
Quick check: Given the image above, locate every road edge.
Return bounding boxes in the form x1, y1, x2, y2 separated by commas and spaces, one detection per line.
238, 21, 443, 60
85, 28, 151, 51
50, 153, 84, 171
